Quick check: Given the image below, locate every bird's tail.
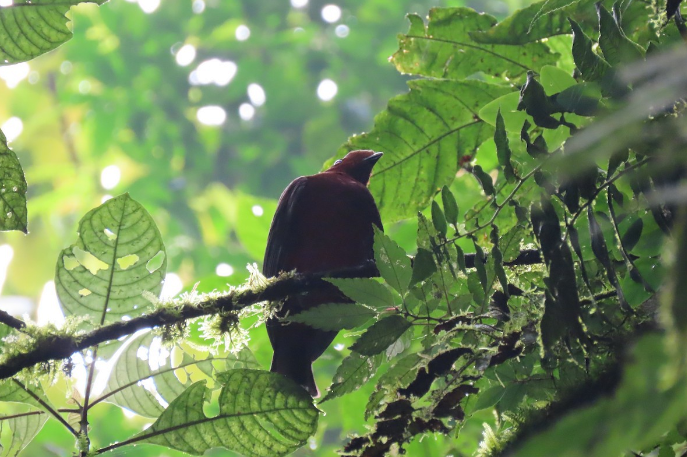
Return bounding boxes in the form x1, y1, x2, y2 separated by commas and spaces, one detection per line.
270, 353, 320, 398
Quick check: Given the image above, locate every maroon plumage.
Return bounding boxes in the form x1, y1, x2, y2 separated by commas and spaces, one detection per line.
263, 150, 384, 397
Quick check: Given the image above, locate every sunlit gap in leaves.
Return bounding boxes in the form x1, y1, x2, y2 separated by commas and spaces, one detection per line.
196, 106, 226, 126
1, 117, 22, 142
101, 165, 121, 190
251, 205, 264, 217
175, 44, 196, 67
192, 0, 205, 14
335, 24, 350, 38
291, 0, 308, 8
189, 59, 237, 86
0, 62, 28, 88
0, 0, 12, 6
216, 263, 234, 277
161, 273, 183, 300
317, 79, 338, 101
239, 103, 255, 121
36, 281, 65, 327
247, 83, 266, 106
321, 4, 342, 23
236, 24, 250, 41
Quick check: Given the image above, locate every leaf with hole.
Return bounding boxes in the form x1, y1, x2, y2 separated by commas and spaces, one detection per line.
55, 193, 167, 325
0, 129, 27, 233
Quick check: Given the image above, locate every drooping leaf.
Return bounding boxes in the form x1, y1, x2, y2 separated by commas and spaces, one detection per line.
335, 80, 509, 222
137, 370, 318, 457
326, 278, 396, 311
322, 352, 384, 403
373, 228, 412, 295
392, 8, 557, 79
287, 303, 377, 331
410, 248, 437, 287
0, 0, 108, 65
3, 407, 48, 457
0, 130, 27, 233
441, 186, 459, 227
569, 19, 611, 82
55, 193, 167, 325
431, 201, 447, 237
495, 110, 516, 182
0, 379, 51, 410
596, 3, 644, 66
621, 218, 643, 252
350, 315, 412, 356
473, 165, 496, 196
471, 384, 507, 412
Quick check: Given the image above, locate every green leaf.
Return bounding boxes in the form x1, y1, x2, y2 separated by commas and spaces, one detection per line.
0, 0, 108, 65
350, 315, 412, 356
621, 218, 643, 252
495, 110, 516, 182
55, 193, 167, 325
322, 352, 384, 403
138, 370, 318, 457
540, 65, 577, 95
0, 379, 51, 410
3, 407, 48, 457
287, 303, 377, 331
392, 8, 557, 79
441, 186, 459, 226
471, 384, 506, 412
0, 130, 27, 233
374, 228, 412, 295
337, 79, 509, 222
410, 248, 437, 287
326, 277, 396, 310
98, 331, 199, 418
596, 3, 644, 66
431, 201, 447, 237
473, 165, 495, 196
569, 19, 611, 82
470, 0, 598, 45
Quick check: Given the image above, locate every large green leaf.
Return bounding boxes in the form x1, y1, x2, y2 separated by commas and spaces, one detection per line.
321, 352, 384, 403
287, 303, 378, 331
2, 406, 48, 457
391, 8, 557, 79
55, 193, 167, 325
0, 130, 27, 233
336, 79, 508, 221
137, 370, 318, 457
349, 315, 412, 356
0, 0, 108, 65
326, 278, 397, 310
0, 379, 51, 411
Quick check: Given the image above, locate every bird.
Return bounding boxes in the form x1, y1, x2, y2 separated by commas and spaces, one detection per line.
263, 150, 384, 397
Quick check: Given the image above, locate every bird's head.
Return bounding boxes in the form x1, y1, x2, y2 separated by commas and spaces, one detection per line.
326, 150, 383, 185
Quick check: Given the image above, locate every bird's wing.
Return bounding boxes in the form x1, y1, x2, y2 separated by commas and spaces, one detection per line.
263, 176, 308, 277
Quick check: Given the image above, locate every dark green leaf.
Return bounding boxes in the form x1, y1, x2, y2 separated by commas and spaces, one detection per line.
569, 18, 611, 82
596, 3, 644, 66
441, 186, 459, 226
473, 165, 495, 196
288, 303, 378, 331
350, 315, 412, 356
431, 201, 447, 237
410, 248, 437, 287
621, 218, 644, 252
471, 384, 506, 412
327, 278, 396, 310
374, 228, 412, 295
322, 353, 384, 403
495, 110, 516, 182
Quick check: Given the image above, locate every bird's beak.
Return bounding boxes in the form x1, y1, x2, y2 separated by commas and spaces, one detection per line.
364, 152, 384, 165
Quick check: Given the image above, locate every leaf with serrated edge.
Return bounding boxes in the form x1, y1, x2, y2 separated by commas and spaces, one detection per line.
287, 303, 377, 331
374, 228, 412, 295
137, 370, 318, 457
326, 278, 396, 310
332, 80, 510, 222
321, 352, 384, 403
0, 130, 27, 233
0, 0, 108, 65
55, 193, 167, 325
350, 315, 412, 356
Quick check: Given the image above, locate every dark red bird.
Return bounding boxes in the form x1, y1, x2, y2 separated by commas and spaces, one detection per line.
263, 150, 384, 397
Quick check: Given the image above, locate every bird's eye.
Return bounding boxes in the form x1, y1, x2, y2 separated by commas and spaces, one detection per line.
334, 159, 343, 165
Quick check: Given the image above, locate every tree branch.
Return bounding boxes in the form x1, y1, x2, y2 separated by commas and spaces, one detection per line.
0, 309, 26, 331
0, 263, 378, 381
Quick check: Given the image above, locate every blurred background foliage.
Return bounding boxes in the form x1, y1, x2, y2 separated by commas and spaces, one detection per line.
0, 0, 535, 455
